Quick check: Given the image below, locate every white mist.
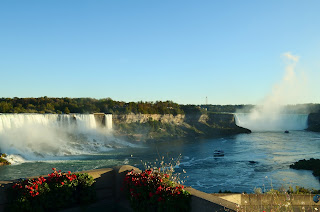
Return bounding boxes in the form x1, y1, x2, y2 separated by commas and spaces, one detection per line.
235, 52, 309, 132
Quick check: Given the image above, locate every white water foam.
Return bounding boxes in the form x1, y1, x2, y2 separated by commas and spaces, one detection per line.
0, 113, 132, 161
105, 114, 112, 130
4, 154, 26, 165
234, 113, 308, 132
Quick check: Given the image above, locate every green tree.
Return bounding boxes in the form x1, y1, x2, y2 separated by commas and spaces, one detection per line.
64, 107, 70, 114
0, 102, 13, 113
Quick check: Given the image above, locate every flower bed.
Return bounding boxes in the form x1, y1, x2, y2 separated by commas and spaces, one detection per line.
6, 168, 96, 212
123, 168, 191, 212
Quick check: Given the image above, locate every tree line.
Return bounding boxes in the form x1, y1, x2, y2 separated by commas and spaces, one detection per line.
0, 97, 184, 115
0, 97, 319, 115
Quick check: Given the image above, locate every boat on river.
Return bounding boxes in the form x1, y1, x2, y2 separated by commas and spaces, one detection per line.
213, 150, 224, 157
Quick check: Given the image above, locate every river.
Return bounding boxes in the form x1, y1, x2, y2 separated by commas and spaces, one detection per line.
0, 114, 319, 193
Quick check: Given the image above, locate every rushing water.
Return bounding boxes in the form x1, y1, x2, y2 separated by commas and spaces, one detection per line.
1, 131, 320, 193
234, 113, 308, 132
0, 114, 319, 193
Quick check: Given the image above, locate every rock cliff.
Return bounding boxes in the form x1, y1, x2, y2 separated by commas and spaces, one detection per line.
307, 113, 320, 132
112, 113, 251, 142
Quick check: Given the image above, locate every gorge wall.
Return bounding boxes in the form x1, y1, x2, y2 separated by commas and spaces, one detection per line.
307, 112, 320, 132
112, 113, 251, 142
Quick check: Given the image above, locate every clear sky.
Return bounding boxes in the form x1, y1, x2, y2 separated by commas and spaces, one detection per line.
1, 0, 319, 105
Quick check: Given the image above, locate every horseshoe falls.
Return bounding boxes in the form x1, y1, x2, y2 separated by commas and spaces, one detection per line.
234, 113, 308, 132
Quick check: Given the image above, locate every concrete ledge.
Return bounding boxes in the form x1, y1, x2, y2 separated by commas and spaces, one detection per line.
79, 168, 114, 189
241, 193, 320, 207
186, 187, 238, 211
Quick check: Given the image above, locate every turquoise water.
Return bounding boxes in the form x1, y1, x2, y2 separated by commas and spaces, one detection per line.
1, 130, 320, 193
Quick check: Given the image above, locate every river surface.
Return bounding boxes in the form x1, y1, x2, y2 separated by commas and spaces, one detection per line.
1, 130, 320, 193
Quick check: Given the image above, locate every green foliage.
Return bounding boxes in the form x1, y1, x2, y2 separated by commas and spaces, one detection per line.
64, 107, 70, 114
6, 169, 96, 212
1, 97, 320, 115
180, 105, 203, 114
202, 103, 320, 114
0, 97, 185, 115
0, 153, 10, 165
287, 186, 320, 194
201, 104, 254, 113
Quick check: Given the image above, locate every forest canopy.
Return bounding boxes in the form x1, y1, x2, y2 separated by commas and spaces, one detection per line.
0, 97, 319, 115
0, 97, 184, 115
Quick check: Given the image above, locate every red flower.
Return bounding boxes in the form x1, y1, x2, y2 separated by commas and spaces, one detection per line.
61, 182, 64, 185
149, 192, 154, 198
157, 197, 163, 202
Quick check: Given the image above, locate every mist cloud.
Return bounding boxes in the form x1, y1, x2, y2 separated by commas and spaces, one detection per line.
235, 52, 309, 131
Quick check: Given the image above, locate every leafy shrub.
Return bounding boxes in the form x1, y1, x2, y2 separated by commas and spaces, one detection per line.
287, 186, 320, 194
123, 168, 191, 212
6, 168, 96, 212
0, 153, 10, 165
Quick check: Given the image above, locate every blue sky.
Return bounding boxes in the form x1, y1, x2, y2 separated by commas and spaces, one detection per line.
1, 1, 319, 105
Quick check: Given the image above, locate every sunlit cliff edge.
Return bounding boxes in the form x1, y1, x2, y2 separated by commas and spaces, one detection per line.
112, 113, 251, 142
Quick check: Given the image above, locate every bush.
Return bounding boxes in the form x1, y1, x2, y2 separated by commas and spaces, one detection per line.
0, 153, 10, 165
6, 168, 96, 212
123, 168, 191, 212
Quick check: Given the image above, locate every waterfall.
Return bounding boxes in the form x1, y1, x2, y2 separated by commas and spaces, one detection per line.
0, 113, 119, 161
73, 114, 97, 130
234, 113, 308, 132
105, 114, 112, 130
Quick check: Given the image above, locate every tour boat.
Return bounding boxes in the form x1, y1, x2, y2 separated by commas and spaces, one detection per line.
213, 150, 224, 157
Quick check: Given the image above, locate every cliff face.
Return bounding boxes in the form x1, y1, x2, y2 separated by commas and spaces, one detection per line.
113, 114, 185, 125
307, 113, 320, 132
112, 113, 251, 142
